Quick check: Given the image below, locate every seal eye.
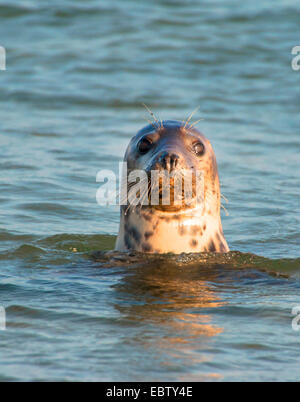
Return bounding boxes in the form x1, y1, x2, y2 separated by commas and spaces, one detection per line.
138, 137, 152, 154
193, 142, 205, 156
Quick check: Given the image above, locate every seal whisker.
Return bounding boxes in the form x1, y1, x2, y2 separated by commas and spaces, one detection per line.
139, 185, 149, 210
184, 106, 200, 129
221, 203, 229, 216
221, 193, 229, 204
142, 103, 160, 127
119, 177, 130, 206
144, 118, 156, 130
130, 177, 149, 213
149, 178, 156, 205
123, 175, 148, 214
124, 203, 131, 216
137, 177, 150, 209
189, 118, 204, 128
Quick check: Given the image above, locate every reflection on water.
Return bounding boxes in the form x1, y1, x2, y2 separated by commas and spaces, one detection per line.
88, 247, 300, 380
113, 262, 224, 378
1, 233, 300, 381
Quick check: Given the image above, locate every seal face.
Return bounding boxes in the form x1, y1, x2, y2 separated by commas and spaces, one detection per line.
115, 120, 229, 254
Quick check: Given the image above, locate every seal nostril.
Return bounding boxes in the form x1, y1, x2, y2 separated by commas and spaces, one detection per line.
158, 152, 179, 171
171, 154, 179, 169
158, 152, 168, 170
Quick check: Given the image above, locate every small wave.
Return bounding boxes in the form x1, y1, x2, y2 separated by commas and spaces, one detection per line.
0, 4, 34, 18
91, 249, 300, 277
36, 234, 115, 253
1, 231, 300, 278
0, 244, 46, 261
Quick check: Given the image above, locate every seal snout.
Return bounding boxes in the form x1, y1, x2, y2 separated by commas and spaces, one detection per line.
157, 151, 180, 172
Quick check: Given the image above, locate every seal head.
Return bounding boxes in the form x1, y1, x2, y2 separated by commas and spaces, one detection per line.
115, 120, 229, 254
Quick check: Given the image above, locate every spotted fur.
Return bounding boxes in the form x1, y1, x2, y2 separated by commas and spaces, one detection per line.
115, 120, 229, 254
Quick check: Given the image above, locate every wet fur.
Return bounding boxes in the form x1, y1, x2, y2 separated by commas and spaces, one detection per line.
115, 120, 229, 254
